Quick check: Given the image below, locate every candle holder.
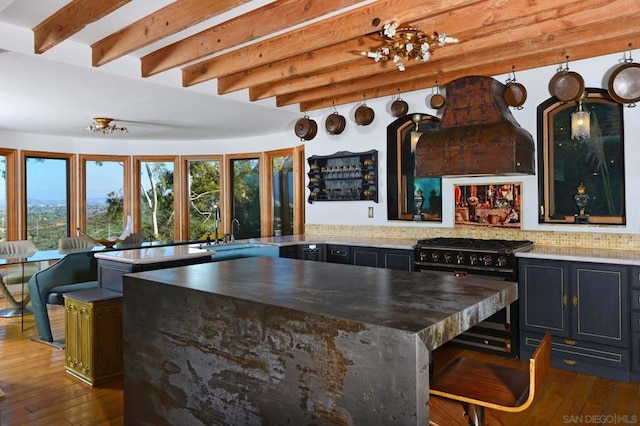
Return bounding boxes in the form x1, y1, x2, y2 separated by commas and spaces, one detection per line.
414, 189, 425, 221
574, 182, 590, 224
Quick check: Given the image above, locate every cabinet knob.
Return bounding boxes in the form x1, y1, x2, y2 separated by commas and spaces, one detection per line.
562, 294, 568, 306
572, 295, 578, 307
564, 339, 576, 346
564, 359, 577, 366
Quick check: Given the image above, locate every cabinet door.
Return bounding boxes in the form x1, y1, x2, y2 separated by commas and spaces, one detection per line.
519, 259, 570, 338
571, 263, 629, 347
380, 248, 414, 271
279, 245, 298, 259
352, 247, 378, 267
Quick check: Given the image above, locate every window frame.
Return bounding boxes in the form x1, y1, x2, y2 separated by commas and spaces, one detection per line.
264, 145, 305, 237
78, 154, 131, 235
537, 88, 626, 225
21, 151, 76, 244
0, 149, 18, 241
180, 155, 224, 241
386, 114, 442, 221
133, 155, 181, 240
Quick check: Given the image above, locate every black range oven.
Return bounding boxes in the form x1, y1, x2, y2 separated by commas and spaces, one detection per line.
414, 237, 534, 358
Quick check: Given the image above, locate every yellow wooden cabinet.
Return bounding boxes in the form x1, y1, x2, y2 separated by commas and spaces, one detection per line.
64, 288, 123, 386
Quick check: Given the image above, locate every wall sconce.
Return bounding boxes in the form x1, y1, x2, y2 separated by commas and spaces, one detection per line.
571, 101, 590, 139
410, 113, 423, 152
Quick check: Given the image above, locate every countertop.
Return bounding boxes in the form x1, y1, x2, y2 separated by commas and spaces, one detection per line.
126, 256, 517, 350
516, 245, 640, 265
247, 234, 417, 250
94, 245, 212, 264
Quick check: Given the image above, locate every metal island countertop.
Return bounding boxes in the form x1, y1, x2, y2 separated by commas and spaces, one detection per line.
122, 256, 516, 425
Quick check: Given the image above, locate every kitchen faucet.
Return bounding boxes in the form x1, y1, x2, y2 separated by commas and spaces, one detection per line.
231, 218, 240, 242
213, 203, 221, 244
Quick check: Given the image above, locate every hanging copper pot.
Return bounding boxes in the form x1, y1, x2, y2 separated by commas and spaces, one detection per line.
429, 81, 446, 109
504, 81, 527, 107
354, 104, 375, 126
607, 62, 640, 104
294, 116, 317, 140
503, 67, 527, 108
325, 112, 346, 135
391, 98, 409, 117
549, 60, 585, 102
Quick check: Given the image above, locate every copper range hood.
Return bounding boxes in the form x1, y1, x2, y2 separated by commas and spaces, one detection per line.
415, 76, 535, 177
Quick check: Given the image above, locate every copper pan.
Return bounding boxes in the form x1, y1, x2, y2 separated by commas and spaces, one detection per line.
607, 61, 640, 104
549, 70, 585, 102
504, 81, 527, 108
325, 112, 346, 135
294, 116, 317, 140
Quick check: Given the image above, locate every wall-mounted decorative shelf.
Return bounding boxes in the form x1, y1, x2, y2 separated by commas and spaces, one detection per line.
307, 150, 378, 203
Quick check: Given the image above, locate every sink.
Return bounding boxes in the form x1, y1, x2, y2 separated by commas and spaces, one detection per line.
191, 242, 279, 261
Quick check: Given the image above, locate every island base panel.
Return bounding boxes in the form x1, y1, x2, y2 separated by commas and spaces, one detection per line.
122, 278, 430, 425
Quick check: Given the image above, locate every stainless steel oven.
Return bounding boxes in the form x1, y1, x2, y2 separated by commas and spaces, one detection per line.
414, 237, 534, 358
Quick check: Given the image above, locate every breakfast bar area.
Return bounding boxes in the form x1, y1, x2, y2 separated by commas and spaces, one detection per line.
122, 257, 517, 425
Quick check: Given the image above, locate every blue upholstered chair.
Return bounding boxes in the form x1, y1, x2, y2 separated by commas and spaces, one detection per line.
27, 251, 98, 347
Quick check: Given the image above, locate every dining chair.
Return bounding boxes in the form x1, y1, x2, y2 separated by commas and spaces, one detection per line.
429, 333, 552, 426
0, 240, 39, 317
58, 236, 96, 252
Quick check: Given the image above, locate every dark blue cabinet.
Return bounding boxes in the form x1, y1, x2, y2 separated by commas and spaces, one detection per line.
519, 258, 630, 381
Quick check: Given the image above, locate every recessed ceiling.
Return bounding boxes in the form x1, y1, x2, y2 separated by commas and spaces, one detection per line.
0, 0, 638, 140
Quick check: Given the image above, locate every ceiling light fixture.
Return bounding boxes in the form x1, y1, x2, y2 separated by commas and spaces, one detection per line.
571, 101, 590, 139
361, 22, 459, 71
84, 117, 128, 134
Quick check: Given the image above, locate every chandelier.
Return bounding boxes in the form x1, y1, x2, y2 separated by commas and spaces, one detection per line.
84, 117, 128, 134
361, 22, 459, 71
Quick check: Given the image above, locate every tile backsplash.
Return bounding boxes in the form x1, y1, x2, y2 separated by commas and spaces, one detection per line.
305, 224, 640, 251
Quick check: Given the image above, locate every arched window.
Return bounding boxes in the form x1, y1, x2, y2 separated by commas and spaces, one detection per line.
537, 89, 625, 225
386, 114, 442, 221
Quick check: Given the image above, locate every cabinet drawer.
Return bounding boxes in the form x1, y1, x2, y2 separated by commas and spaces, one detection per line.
327, 245, 350, 264
521, 332, 630, 381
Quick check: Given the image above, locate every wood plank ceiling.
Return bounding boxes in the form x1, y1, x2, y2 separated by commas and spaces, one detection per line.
33, 0, 640, 112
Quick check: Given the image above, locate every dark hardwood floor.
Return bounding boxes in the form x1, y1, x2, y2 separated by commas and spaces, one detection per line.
0, 303, 638, 425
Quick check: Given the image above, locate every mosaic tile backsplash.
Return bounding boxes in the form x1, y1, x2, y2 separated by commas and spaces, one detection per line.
305, 224, 640, 251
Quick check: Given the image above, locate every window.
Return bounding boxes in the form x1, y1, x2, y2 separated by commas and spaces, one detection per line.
265, 147, 306, 237
0, 149, 17, 241
538, 89, 625, 224
134, 157, 178, 241
386, 114, 442, 221
79, 155, 130, 239
227, 155, 261, 239
182, 156, 222, 241
23, 152, 75, 249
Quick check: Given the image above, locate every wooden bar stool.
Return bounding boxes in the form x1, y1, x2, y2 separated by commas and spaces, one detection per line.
429, 333, 551, 426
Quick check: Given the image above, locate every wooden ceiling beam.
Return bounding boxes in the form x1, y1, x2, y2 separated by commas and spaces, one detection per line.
33, 0, 130, 54
91, 0, 250, 67
276, 8, 639, 106
181, 0, 484, 86
295, 24, 640, 111
222, 0, 593, 96
140, 0, 367, 78
258, 0, 631, 102
217, 36, 381, 95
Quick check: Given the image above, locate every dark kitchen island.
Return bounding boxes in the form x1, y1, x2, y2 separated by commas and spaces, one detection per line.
122, 257, 517, 426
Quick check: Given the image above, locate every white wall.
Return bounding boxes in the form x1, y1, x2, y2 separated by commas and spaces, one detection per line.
1, 52, 639, 235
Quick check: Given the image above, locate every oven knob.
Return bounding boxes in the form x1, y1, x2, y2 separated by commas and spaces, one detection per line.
483, 254, 493, 266
497, 255, 508, 267
420, 251, 428, 261
431, 252, 440, 262
456, 253, 465, 264
444, 252, 453, 264
469, 254, 479, 265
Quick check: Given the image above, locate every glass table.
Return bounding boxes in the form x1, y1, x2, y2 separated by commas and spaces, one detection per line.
0, 250, 64, 331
